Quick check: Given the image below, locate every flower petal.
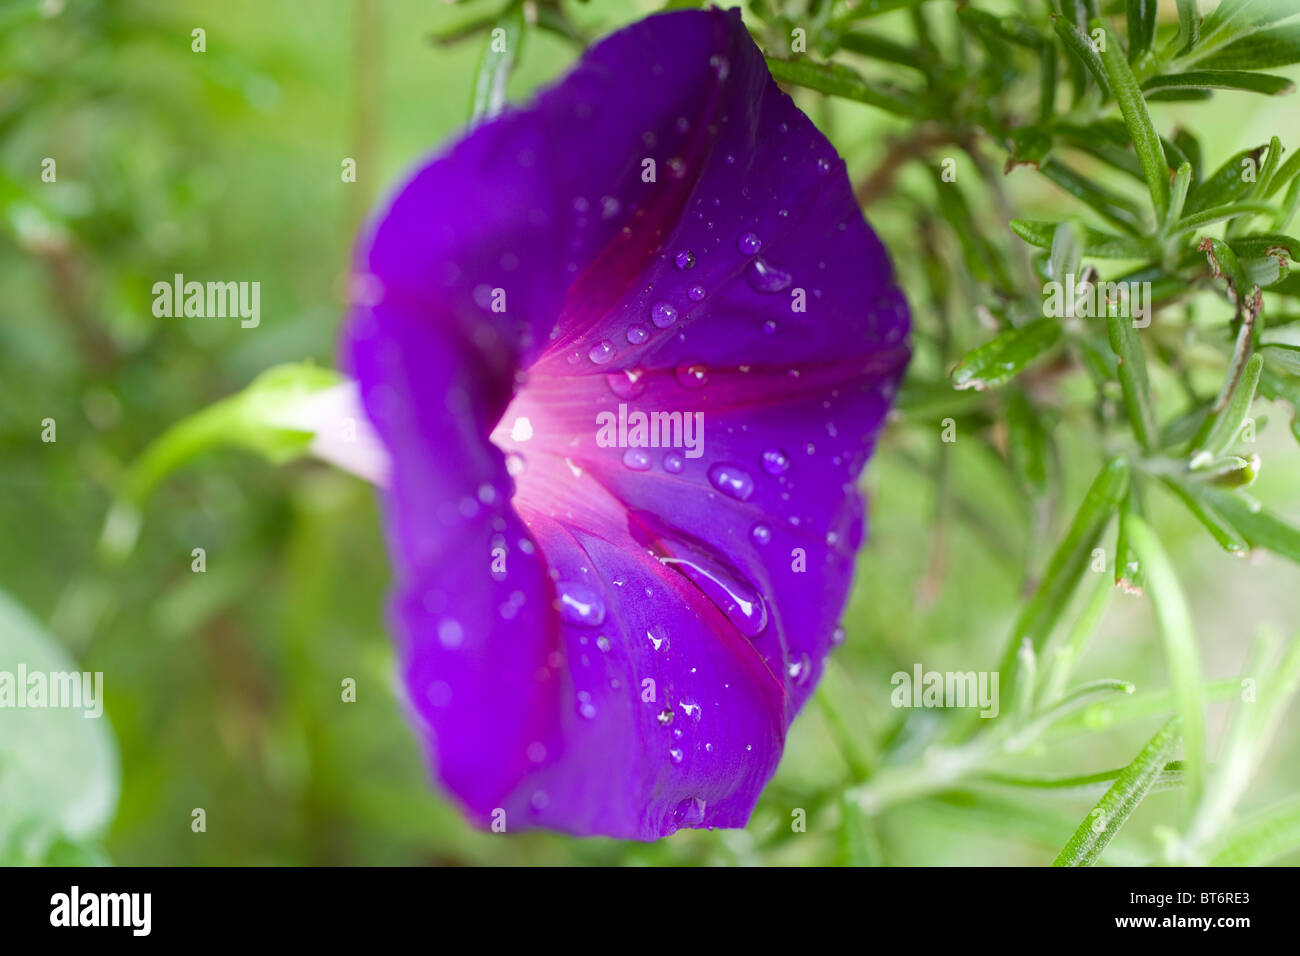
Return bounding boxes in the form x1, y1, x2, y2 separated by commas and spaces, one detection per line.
343, 8, 908, 839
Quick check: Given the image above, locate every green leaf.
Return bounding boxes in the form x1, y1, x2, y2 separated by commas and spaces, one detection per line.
1192, 352, 1263, 459
1115, 486, 1145, 594
1039, 158, 1146, 232
1141, 70, 1296, 95
1053, 16, 1110, 96
1162, 478, 1250, 554
1124, 515, 1207, 806
1053, 716, 1181, 866
950, 318, 1063, 391
997, 458, 1131, 689
1208, 796, 1300, 865
1174, 200, 1278, 232
1093, 19, 1170, 220
1006, 390, 1049, 494
1104, 303, 1158, 450
1010, 219, 1154, 258
1198, 22, 1300, 70
1186, 144, 1268, 214
0, 591, 119, 864
1196, 486, 1300, 565
765, 57, 923, 116
469, 1, 525, 127
1126, 0, 1157, 62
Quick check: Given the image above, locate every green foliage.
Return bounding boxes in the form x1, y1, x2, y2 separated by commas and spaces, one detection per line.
3, 0, 1300, 867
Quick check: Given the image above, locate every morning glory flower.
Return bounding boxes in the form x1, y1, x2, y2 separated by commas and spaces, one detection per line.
341, 7, 909, 839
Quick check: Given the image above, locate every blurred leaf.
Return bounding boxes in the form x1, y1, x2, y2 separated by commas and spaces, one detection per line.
1104, 303, 1158, 450
1207, 796, 1300, 865
1010, 218, 1154, 257
951, 318, 1062, 391
765, 57, 923, 116
1124, 516, 1206, 805
1198, 22, 1300, 70
469, 1, 525, 126
0, 590, 118, 864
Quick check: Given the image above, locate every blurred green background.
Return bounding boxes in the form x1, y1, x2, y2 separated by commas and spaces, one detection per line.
2, 0, 1298, 865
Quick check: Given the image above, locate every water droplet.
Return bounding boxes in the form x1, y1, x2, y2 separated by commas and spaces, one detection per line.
788, 653, 813, 686
831, 626, 847, 646
663, 452, 684, 474
708, 462, 754, 501
437, 618, 464, 648
744, 258, 792, 293
815, 157, 831, 175
761, 448, 790, 475
557, 582, 605, 627
657, 707, 674, 726
687, 284, 706, 302
504, 451, 526, 476
588, 340, 615, 364
674, 250, 696, 270
509, 416, 534, 442
675, 362, 710, 389
595, 635, 611, 652
657, 549, 767, 638
625, 325, 648, 344
673, 795, 706, 825
606, 367, 647, 399
751, 523, 772, 545
646, 624, 670, 651
763, 319, 778, 334
669, 747, 685, 765
737, 231, 762, 255
622, 448, 651, 471
650, 301, 678, 328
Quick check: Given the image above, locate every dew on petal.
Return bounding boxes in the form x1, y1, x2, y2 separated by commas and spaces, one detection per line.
675, 362, 710, 389
815, 156, 831, 175
622, 448, 651, 471
750, 523, 772, 545
655, 545, 768, 638
557, 582, 606, 627
744, 258, 792, 293
650, 301, 679, 328
761, 447, 790, 475
674, 249, 696, 270
606, 367, 647, 399
626, 324, 649, 344
687, 284, 706, 302
662, 451, 685, 474
588, 339, 616, 364
737, 230, 762, 255
708, 462, 754, 501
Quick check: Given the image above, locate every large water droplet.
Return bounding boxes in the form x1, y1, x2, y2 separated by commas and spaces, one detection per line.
650, 301, 678, 328
675, 362, 710, 389
606, 367, 647, 399
745, 258, 792, 293
673, 795, 706, 825
737, 231, 762, 255
708, 462, 754, 501
588, 340, 615, 364
674, 250, 696, 270
622, 448, 651, 471
657, 551, 767, 638
557, 582, 606, 627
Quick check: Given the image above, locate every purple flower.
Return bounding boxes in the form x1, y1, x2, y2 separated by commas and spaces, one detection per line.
342, 8, 909, 839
